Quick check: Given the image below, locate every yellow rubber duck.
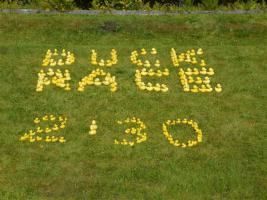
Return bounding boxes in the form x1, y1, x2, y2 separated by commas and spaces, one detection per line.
185, 68, 192, 75
45, 136, 52, 142
200, 60, 206, 67
42, 115, 48, 121
188, 76, 194, 83
51, 136, 58, 142
207, 68, 214, 75
52, 124, 59, 131
156, 70, 162, 77
162, 69, 169, 76
195, 77, 202, 84
37, 127, 43, 133
57, 59, 64, 66
34, 118, 40, 124
94, 78, 102, 86
154, 83, 161, 92
215, 84, 222, 93
182, 119, 188, 124
59, 136, 66, 143
148, 69, 154, 76
146, 84, 153, 91
191, 85, 199, 93
199, 85, 207, 92
203, 77, 210, 84
197, 48, 203, 55
29, 137, 35, 143
45, 127, 52, 133
36, 136, 42, 142
60, 123, 66, 129
151, 48, 157, 55
193, 68, 199, 75
144, 60, 151, 68
141, 48, 147, 55
47, 68, 54, 76
137, 60, 143, 66
53, 49, 58, 56
161, 84, 168, 92
50, 115, 55, 121
191, 57, 197, 64
154, 60, 160, 67
114, 139, 119, 144
99, 59, 105, 67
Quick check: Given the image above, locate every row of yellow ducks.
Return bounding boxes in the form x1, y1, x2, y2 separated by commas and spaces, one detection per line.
170, 48, 204, 67
19, 115, 67, 143
135, 69, 169, 92
114, 117, 147, 146
36, 69, 71, 92
91, 49, 118, 67
179, 68, 222, 93
184, 67, 214, 76
89, 120, 98, 135
162, 118, 203, 148
42, 49, 75, 67
78, 68, 117, 92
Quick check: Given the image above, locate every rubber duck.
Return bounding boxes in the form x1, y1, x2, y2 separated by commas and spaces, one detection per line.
191, 57, 197, 64
42, 115, 48, 121
52, 124, 59, 131
34, 118, 40, 124
59, 136, 66, 143
185, 68, 192, 75
29, 137, 35, 143
182, 119, 188, 124
155, 69, 161, 77
146, 83, 153, 91
148, 69, 154, 76
188, 76, 194, 83
203, 77, 210, 84
161, 84, 168, 92
200, 67, 207, 75
197, 48, 203, 55
154, 60, 160, 67
106, 60, 113, 67
57, 59, 64, 66
36, 127, 43, 133
51, 136, 58, 142
94, 78, 101, 86
193, 68, 199, 75
154, 83, 161, 92
36, 136, 42, 142
90, 120, 98, 130
45, 136, 52, 142
195, 77, 202, 84
47, 68, 54, 76
206, 68, 214, 75
162, 69, 169, 76
61, 49, 66, 56
141, 68, 147, 76
200, 60, 206, 67
191, 85, 199, 93
141, 48, 147, 55
137, 60, 143, 66
144, 60, 151, 68
114, 139, 119, 144
60, 123, 65, 129
53, 49, 58, 56
64, 83, 71, 91
215, 84, 222, 93
45, 127, 51, 133
199, 84, 207, 92
151, 48, 157, 55
129, 141, 135, 147
99, 59, 105, 67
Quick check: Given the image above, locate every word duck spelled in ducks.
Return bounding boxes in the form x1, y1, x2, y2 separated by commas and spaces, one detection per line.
36, 48, 222, 93
19, 115, 203, 148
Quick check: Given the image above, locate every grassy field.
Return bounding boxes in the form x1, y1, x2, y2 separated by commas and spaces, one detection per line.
0, 13, 267, 199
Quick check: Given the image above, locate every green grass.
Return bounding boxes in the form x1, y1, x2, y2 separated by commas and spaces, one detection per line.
0, 13, 267, 199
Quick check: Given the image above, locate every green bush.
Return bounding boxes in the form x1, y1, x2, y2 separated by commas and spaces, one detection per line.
202, 0, 219, 9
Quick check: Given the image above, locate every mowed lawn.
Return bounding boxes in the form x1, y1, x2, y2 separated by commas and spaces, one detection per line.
0, 13, 267, 199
